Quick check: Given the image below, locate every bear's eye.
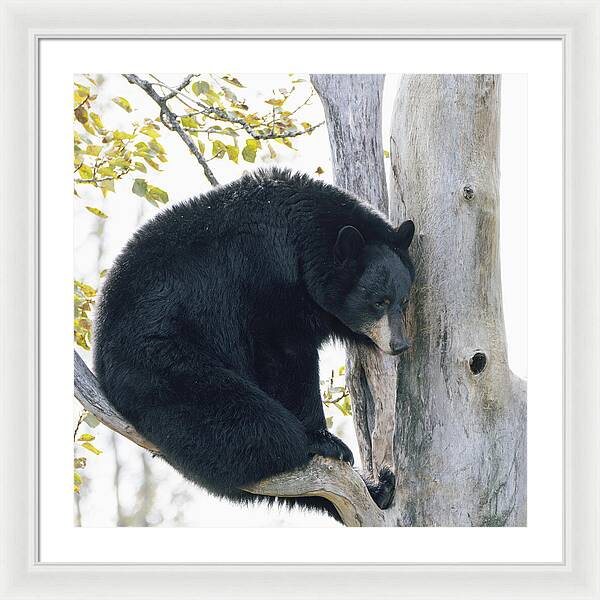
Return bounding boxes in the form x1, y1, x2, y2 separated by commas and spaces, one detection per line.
374, 298, 391, 309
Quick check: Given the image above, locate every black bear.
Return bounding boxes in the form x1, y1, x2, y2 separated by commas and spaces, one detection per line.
94, 168, 415, 521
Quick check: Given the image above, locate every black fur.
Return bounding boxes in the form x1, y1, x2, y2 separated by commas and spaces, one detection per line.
94, 168, 414, 521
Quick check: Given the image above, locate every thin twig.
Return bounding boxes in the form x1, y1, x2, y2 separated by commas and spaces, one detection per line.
74, 94, 89, 111
123, 74, 219, 187
161, 73, 198, 100
73, 412, 85, 442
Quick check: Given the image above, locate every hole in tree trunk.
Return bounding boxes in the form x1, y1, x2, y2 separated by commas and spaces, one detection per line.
469, 351, 487, 375
463, 184, 475, 200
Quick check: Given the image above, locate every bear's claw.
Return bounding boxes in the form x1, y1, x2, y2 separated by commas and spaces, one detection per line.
307, 429, 354, 466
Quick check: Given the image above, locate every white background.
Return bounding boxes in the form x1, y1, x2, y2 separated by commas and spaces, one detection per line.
39, 39, 561, 562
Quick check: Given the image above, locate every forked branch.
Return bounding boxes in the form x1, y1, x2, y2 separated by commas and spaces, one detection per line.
73, 350, 387, 527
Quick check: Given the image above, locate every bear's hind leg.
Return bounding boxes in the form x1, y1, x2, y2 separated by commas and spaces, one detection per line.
129, 366, 311, 496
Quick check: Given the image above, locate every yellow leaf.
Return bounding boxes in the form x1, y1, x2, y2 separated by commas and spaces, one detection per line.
212, 140, 226, 158
241, 144, 257, 163
98, 180, 115, 197
78, 164, 93, 180
97, 166, 116, 177
113, 130, 135, 140
146, 185, 169, 204
81, 441, 102, 455
78, 433, 95, 441
85, 206, 108, 219
112, 96, 133, 112
75, 332, 90, 351
85, 145, 102, 157
140, 124, 160, 138
90, 112, 104, 131
315, 166, 325, 175
143, 156, 160, 171
192, 80, 211, 96
132, 178, 147, 197
74, 106, 88, 124
77, 318, 92, 330
221, 75, 245, 88
75, 281, 97, 298
246, 138, 261, 150
225, 145, 239, 163
181, 116, 199, 129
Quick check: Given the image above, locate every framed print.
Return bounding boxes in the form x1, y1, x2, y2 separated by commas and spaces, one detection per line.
1, 0, 599, 598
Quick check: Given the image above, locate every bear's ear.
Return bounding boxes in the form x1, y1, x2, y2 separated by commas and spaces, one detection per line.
395, 220, 415, 250
334, 226, 365, 264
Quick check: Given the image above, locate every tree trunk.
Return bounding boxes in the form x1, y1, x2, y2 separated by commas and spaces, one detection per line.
311, 73, 527, 526
310, 75, 399, 484
390, 75, 526, 526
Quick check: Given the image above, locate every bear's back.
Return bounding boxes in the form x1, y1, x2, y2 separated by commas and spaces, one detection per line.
93, 170, 323, 376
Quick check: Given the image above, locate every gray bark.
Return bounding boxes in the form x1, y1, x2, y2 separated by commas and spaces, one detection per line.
311, 75, 399, 484
390, 75, 526, 526
74, 351, 160, 455
243, 454, 389, 527
311, 73, 527, 527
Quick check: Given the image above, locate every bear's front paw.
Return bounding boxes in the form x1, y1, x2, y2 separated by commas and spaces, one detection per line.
307, 429, 354, 466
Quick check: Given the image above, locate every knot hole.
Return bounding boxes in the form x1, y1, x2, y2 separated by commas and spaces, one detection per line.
469, 351, 487, 375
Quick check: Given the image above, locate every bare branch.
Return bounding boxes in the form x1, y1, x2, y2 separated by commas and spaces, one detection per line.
243, 456, 386, 527
158, 73, 198, 100
73, 349, 387, 527
122, 74, 219, 187
74, 351, 160, 454
75, 177, 120, 184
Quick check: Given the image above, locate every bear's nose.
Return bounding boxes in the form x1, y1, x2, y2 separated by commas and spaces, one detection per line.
390, 340, 410, 355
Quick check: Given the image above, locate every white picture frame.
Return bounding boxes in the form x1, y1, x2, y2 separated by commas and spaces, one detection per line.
1, 0, 599, 598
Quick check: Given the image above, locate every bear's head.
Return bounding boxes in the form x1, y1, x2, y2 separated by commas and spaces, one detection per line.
331, 220, 415, 355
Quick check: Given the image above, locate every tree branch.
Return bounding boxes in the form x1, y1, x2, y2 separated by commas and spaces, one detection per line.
73, 349, 387, 526
187, 105, 324, 141
141, 74, 324, 141
158, 73, 198, 101
122, 73, 219, 187
74, 351, 160, 454
242, 456, 386, 526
